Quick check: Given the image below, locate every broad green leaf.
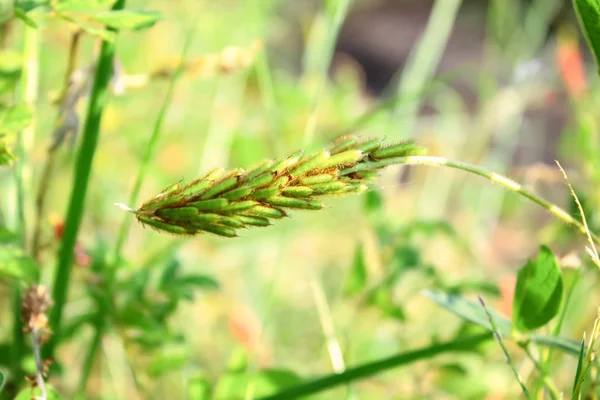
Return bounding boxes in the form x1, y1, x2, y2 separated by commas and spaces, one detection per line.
424, 289, 582, 357
15, 385, 62, 400
344, 242, 367, 294
0, 244, 39, 283
512, 246, 563, 332
0, 105, 33, 134
574, 0, 600, 74
0, 227, 18, 243
572, 336, 586, 397
59, 15, 115, 41
423, 289, 511, 336
0, 370, 4, 394
89, 9, 162, 30
147, 345, 188, 377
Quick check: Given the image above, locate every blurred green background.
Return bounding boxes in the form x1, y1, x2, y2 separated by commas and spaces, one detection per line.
3, 0, 600, 398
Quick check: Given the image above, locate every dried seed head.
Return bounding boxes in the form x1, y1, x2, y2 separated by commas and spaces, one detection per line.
134, 136, 426, 237
21, 284, 53, 336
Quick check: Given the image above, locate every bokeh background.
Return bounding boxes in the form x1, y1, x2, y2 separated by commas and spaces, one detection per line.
4, 0, 600, 398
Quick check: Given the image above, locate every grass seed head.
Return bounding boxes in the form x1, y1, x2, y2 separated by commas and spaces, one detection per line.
135, 136, 426, 237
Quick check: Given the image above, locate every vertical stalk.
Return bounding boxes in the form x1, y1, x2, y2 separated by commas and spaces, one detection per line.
11, 24, 39, 389
47, 0, 127, 358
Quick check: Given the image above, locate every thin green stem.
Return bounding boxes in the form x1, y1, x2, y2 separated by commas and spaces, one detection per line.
256, 333, 492, 400
341, 155, 600, 245
11, 23, 39, 390
479, 296, 531, 399
47, 0, 126, 358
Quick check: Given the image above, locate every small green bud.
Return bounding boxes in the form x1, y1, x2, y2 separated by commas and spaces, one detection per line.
222, 186, 253, 200
357, 138, 383, 153
222, 200, 258, 213
156, 207, 199, 221
236, 215, 270, 227
282, 186, 313, 197
190, 198, 229, 211
371, 140, 426, 159
249, 206, 287, 219
308, 181, 348, 195
193, 213, 222, 224
138, 216, 187, 235
192, 223, 237, 237
330, 136, 358, 154
249, 187, 281, 199
300, 174, 336, 185
200, 177, 239, 199
319, 150, 363, 169
219, 216, 245, 228
263, 196, 323, 210
142, 195, 184, 211
290, 151, 330, 177
246, 172, 276, 188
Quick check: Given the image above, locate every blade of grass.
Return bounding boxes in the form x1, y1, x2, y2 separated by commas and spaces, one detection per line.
390, 0, 463, 137
302, 0, 351, 146
77, 13, 200, 397
479, 296, 531, 399
47, 0, 127, 359
256, 333, 492, 400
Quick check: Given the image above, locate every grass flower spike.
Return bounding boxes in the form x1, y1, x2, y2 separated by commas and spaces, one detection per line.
134, 136, 426, 237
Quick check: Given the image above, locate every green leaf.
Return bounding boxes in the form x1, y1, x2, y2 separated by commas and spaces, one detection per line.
0, 105, 33, 134
0, 370, 4, 394
0, 244, 40, 283
15, 385, 62, 400
363, 189, 384, 216
88, 9, 162, 30
0, 50, 23, 94
423, 289, 511, 336
15, 0, 50, 13
188, 372, 212, 400
512, 246, 563, 332
255, 333, 492, 400
13, 7, 38, 28
572, 336, 586, 397
172, 275, 220, 291
59, 15, 115, 41
574, 0, 600, 74
215, 369, 302, 400
0, 139, 14, 165
424, 289, 582, 357
371, 288, 406, 320
344, 242, 367, 295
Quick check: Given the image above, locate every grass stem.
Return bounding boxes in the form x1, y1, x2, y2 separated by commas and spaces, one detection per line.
47, 0, 126, 358
341, 155, 600, 245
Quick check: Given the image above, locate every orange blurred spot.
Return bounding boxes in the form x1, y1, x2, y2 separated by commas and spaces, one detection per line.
498, 274, 516, 318
557, 29, 587, 99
